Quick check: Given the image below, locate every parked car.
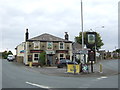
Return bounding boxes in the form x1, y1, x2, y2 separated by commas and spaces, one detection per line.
57, 59, 78, 68
7, 55, 15, 61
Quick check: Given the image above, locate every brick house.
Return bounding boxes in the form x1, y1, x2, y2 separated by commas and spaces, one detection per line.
16, 29, 73, 66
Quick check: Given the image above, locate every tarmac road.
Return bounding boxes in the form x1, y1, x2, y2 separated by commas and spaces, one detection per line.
1, 59, 119, 89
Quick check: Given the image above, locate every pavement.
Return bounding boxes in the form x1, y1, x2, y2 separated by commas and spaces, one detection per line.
12, 59, 118, 78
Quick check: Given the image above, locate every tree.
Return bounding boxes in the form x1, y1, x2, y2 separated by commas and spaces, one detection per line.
116, 49, 120, 53
39, 51, 46, 67
2, 50, 13, 59
7, 50, 13, 55
75, 32, 104, 51
2, 51, 8, 59
113, 49, 120, 53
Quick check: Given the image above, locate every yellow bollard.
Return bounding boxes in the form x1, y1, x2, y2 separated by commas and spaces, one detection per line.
29, 62, 32, 68
99, 64, 103, 73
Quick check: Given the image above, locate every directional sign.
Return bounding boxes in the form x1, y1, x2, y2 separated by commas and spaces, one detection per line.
79, 50, 88, 54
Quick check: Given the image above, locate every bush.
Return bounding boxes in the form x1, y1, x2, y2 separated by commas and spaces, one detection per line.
39, 51, 46, 67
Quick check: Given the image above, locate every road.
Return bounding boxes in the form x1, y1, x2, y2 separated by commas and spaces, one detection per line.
2, 59, 118, 89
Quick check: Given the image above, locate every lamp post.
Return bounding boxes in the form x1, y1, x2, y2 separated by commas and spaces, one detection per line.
81, 0, 84, 50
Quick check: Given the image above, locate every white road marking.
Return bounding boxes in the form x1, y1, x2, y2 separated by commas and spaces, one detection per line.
97, 76, 108, 80
26, 81, 51, 88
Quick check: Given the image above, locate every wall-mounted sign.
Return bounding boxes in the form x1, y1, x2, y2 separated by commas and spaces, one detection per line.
30, 50, 43, 53
46, 51, 55, 54
56, 50, 68, 53
20, 50, 24, 53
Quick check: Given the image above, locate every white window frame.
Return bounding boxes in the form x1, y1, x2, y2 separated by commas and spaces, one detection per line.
33, 53, 39, 62
59, 42, 64, 50
47, 42, 53, 50
59, 53, 65, 60
33, 41, 40, 49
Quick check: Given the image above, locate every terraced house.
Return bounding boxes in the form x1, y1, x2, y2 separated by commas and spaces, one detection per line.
16, 29, 73, 66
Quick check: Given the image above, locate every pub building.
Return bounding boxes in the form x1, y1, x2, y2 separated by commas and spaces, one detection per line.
15, 29, 73, 66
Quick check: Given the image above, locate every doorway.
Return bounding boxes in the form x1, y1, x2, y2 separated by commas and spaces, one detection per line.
47, 55, 53, 65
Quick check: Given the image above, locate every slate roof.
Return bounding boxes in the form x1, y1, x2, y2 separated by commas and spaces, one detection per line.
28, 33, 72, 42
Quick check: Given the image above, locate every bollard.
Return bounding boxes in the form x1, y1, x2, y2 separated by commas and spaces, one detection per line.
29, 62, 32, 68
99, 64, 103, 73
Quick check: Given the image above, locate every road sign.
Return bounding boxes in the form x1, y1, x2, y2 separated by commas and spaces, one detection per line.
79, 50, 88, 54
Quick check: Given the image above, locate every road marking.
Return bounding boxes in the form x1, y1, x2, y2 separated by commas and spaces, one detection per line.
97, 76, 108, 80
26, 81, 51, 88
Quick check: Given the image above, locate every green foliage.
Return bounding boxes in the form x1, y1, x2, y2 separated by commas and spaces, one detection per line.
115, 49, 120, 53
2, 51, 8, 59
39, 51, 46, 67
7, 50, 13, 55
75, 32, 104, 51
2, 50, 13, 59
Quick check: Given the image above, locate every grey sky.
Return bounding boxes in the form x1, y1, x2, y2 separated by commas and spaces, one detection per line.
0, 0, 119, 54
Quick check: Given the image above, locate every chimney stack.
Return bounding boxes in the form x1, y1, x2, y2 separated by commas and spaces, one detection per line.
25, 28, 29, 41
65, 32, 69, 40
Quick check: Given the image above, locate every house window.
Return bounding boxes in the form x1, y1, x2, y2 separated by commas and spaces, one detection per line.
60, 54, 64, 60
47, 42, 53, 50
59, 42, 64, 50
34, 42, 40, 49
34, 54, 39, 61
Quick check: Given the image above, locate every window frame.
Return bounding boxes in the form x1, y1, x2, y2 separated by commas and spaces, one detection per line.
47, 42, 53, 50
33, 41, 40, 49
59, 42, 64, 50
33, 53, 39, 62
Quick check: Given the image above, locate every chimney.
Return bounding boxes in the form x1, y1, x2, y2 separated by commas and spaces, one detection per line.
65, 32, 69, 40
25, 28, 29, 41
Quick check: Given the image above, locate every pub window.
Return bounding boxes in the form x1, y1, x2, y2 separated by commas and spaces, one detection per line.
34, 54, 39, 61
60, 54, 64, 60
34, 42, 40, 49
47, 42, 53, 50
59, 42, 64, 50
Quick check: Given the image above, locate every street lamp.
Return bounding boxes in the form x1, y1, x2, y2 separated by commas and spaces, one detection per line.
81, 0, 84, 50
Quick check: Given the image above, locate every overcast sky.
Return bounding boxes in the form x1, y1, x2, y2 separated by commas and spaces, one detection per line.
0, 0, 119, 54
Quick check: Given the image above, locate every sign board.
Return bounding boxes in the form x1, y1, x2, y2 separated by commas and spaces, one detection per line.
67, 64, 80, 74
79, 50, 88, 54
46, 51, 55, 54
30, 50, 43, 53
88, 34, 95, 44
88, 50, 95, 61
20, 50, 24, 53
56, 50, 68, 53
82, 64, 89, 73
86, 32, 97, 49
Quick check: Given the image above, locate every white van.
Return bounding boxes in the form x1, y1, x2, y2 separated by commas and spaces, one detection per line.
7, 55, 15, 61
